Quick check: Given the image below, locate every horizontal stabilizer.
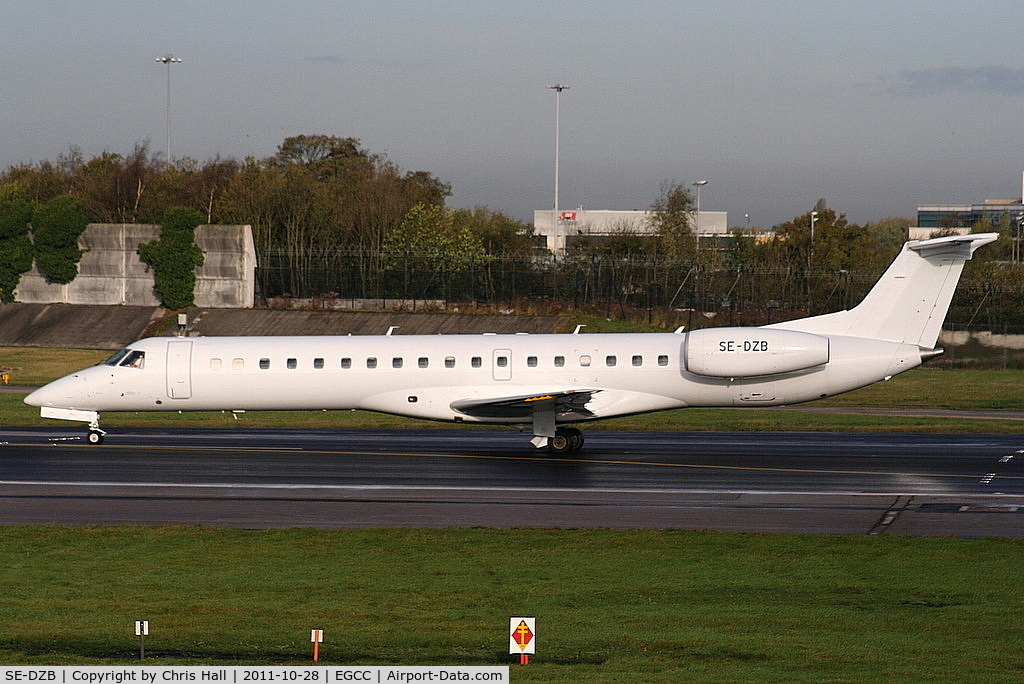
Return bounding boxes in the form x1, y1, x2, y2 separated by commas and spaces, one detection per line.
908, 232, 998, 259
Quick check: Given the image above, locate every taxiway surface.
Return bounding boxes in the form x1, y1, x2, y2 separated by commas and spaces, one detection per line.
1, 427, 1023, 536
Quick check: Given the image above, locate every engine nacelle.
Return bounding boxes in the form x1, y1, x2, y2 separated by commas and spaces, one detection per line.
684, 327, 830, 378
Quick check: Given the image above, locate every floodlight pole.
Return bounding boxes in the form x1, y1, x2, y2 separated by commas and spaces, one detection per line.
810, 211, 819, 258
692, 180, 708, 251
1016, 213, 1024, 263
547, 84, 569, 254
156, 54, 182, 164
808, 211, 819, 313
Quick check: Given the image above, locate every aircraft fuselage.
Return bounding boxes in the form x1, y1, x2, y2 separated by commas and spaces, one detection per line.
28, 330, 920, 419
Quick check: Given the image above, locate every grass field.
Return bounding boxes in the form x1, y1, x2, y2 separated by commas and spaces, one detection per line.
1, 527, 1023, 681
3, 346, 1024, 678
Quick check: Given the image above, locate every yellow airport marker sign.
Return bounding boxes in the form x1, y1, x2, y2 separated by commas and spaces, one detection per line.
509, 617, 535, 665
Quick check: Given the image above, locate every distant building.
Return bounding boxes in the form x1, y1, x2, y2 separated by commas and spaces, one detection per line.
533, 208, 728, 254
913, 173, 1024, 239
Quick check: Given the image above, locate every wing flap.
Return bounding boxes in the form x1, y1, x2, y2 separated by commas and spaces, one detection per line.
450, 389, 601, 420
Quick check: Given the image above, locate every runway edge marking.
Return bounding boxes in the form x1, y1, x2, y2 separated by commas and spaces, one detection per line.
868, 495, 913, 535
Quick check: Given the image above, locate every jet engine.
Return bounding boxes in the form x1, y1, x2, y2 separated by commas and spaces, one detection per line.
684, 327, 830, 378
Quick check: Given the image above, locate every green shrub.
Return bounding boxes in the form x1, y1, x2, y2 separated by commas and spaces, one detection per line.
0, 200, 35, 302
138, 207, 206, 309
31, 196, 88, 284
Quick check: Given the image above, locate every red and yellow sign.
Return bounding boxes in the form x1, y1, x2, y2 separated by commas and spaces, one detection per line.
509, 617, 535, 655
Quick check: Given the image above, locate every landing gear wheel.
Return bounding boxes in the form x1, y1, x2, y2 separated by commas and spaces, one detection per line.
548, 431, 572, 454
566, 427, 584, 452
547, 427, 584, 454
87, 429, 105, 445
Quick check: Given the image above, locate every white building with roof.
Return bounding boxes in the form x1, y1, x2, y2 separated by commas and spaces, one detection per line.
533, 207, 728, 254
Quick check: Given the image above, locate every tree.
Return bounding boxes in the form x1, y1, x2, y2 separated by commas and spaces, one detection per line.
649, 180, 696, 264
726, 227, 755, 267
452, 207, 536, 257
383, 203, 485, 299
990, 211, 1016, 262
564, 222, 652, 309
273, 134, 365, 167
865, 217, 911, 253
451, 207, 537, 302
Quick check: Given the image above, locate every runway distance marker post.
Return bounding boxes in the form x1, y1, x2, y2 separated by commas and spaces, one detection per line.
311, 629, 324, 662
135, 620, 149, 660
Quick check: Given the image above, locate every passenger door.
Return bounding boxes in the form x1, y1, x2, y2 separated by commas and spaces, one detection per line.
166, 340, 193, 399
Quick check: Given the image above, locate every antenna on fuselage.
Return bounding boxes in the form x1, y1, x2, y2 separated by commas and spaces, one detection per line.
572, 325, 585, 334
386, 326, 399, 336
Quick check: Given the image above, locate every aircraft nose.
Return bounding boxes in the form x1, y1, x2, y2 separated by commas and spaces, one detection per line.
23, 387, 44, 407
25, 382, 62, 407
24, 374, 86, 408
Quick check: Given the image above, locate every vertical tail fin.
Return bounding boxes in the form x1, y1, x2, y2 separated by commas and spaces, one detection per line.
768, 232, 998, 347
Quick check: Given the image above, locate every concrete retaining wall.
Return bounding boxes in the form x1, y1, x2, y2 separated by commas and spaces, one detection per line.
14, 224, 255, 308
0, 304, 164, 349
0, 304, 562, 349
939, 330, 1024, 351
185, 309, 562, 337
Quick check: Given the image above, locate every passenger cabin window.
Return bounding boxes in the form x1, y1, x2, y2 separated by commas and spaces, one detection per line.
233, 358, 244, 370
606, 355, 617, 367
314, 357, 324, 369
554, 355, 565, 368
632, 355, 643, 367
393, 357, 403, 369
367, 357, 377, 369
210, 358, 222, 371
496, 356, 508, 368
579, 355, 591, 367
341, 357, 352, 369
471, 357, 482, 368
444, 356, 456, 369
418, 357, 429, 369
658, 355, 669, 366
527, 356, 538, 368
120, 350, 146, 369
287, 358, 297, 369
259, 358, 270, 370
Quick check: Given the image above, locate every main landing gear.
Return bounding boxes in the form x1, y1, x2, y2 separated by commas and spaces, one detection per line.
547, 427, 584, 454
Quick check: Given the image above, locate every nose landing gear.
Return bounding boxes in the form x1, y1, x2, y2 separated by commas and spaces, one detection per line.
86, 415, 106, 445
37, 407, 108, 445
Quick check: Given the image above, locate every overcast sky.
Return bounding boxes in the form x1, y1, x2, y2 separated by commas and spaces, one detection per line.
5, 1, 1024, 228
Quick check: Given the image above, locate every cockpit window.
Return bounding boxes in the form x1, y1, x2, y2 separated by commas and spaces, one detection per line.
120, 350, 146, 369
103, 349, 130, 366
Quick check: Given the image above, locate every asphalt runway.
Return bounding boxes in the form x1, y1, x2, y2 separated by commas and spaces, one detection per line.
1, 426, 1024, 537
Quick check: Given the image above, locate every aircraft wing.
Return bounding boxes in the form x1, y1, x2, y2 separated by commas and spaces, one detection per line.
450, 389, 601, 420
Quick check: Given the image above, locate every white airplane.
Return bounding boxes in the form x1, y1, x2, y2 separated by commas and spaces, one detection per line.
26, 233, 997, 451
